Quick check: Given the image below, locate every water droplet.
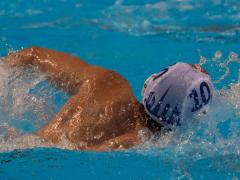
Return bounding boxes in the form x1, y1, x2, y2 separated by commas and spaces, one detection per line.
199, 56, 206, 65
214, 50, 222, 60
229, 52, 238, 60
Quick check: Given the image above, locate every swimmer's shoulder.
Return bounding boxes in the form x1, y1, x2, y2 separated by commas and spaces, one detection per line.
81, 65, 133, 93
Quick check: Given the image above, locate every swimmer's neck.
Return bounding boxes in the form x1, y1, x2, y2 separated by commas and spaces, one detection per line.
137, 103, 164, 133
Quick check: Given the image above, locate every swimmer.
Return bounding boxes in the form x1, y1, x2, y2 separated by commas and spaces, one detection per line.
3, 46, 214, 151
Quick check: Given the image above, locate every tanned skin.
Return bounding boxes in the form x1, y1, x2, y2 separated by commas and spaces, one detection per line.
3, 46, 154, 151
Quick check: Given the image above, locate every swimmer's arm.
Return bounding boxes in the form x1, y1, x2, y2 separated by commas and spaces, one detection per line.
3, 46, 89, 94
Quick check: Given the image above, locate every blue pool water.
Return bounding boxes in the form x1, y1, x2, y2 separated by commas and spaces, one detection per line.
0, 0, 240, 179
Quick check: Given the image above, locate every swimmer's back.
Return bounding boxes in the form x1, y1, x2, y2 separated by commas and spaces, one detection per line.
36, 64, 140, 149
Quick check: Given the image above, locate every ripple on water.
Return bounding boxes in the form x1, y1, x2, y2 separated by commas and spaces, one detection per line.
96, 0, 240, 43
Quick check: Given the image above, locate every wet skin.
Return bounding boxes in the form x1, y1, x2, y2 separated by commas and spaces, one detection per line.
3, 46, 153, 151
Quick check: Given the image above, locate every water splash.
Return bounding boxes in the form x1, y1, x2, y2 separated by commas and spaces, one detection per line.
0, 124, 50, 152
1, 48, 240, 177
135, 51, 240, 177
134, 89, 240, 177
197, 51, 240, 85
0, 60, 69, 152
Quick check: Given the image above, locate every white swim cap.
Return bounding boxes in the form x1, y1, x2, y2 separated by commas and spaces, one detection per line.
142, 62, 214, 128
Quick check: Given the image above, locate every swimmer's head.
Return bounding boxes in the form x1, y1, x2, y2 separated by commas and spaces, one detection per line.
142, 62, 214, 128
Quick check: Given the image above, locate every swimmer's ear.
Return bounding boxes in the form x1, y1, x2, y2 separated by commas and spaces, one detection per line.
190, 64, 208, 75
